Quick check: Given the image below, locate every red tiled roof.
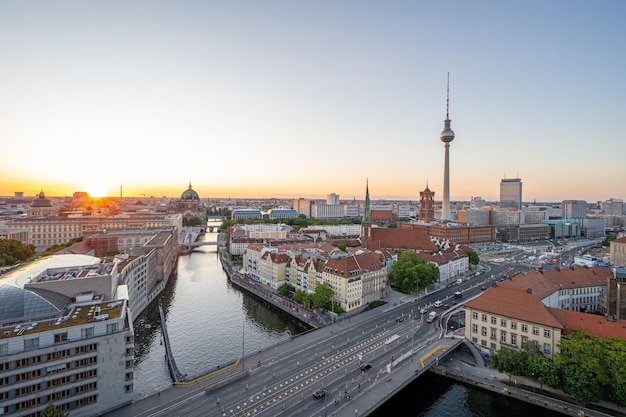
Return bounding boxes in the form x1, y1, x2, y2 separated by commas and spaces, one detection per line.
371, 209, 395, 221
497, 266, 611, 300
547, 308, 626, 339
324, 251, 383, 278
465, 286, 564, 329
364, 227, 436, 252
418, 248, 468, 265
614, 236, 626, 244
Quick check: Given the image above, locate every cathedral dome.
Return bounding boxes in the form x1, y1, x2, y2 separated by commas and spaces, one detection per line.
180, 183, 199, 201
30, 191, 52, 208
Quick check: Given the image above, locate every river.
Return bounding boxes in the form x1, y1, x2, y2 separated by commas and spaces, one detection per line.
131, 224, 565, 416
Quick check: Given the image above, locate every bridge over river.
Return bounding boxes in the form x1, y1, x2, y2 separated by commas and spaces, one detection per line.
106, 297, 476, 417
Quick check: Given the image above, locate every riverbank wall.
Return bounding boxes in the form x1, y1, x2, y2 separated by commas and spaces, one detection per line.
217, 239, 323, 329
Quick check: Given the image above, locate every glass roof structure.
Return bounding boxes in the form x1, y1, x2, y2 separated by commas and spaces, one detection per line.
0, 254, 101, 322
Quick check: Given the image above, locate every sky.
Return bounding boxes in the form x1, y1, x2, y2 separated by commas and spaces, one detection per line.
1, 1, 625, 203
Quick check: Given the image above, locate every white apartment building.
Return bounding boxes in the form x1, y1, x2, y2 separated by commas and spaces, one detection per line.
310, 203, 345, 220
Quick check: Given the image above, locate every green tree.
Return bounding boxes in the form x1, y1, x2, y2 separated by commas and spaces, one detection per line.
527, 355, 560, 389
312, 282, 334, 308
278, 283, 295, 297
556, 328, 626, 404
337, 244, 347, 252
463, 248, 480, 265
0, 239, 36, 266
490, 347, 525, 381
41, 403, 69, 417
293, 289, 311, 308
388, 250, 439, 293
602, 234, 617, 247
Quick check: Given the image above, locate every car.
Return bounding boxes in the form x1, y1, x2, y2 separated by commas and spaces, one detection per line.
312, 389, 326, 400
396, 317, 405, 323
434, 300, 443, 308
450, 300, 456, 306
481, 285, 487, 291
359, 362, 372, 371
443, 304, 450, 310
419, 308, 428, 314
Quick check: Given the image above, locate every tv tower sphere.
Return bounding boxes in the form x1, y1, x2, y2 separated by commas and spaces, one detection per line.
440, 122, 455, 143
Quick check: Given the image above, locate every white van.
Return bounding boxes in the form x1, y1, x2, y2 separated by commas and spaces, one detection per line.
427, 311, 437, 322
434, 300, 443, 308
456, 278, 463, 285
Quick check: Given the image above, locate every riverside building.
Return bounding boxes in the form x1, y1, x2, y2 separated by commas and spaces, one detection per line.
0, 255, 134, 416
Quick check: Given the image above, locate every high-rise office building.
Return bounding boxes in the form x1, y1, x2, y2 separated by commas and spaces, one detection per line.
500, 178, 522, 210
604, 198, 624, 216
327, 193, 340, 205
562, 200, 588, 219
439, 74, 455, 221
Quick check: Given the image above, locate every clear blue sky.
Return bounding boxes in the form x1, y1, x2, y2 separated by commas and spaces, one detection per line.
1, 1, 624, 202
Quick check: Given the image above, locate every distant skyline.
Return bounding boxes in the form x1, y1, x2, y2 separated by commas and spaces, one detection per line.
1, 1, 625, 202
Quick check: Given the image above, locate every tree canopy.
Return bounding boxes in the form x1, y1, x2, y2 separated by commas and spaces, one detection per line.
0, 239, 36, 267
491, 329, 626, 406
41, 403, 69, 417
388, 250, 439, 293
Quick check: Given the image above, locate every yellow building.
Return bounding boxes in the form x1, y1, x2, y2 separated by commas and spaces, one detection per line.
464, 286, 564, 360
610, 236, 626, 267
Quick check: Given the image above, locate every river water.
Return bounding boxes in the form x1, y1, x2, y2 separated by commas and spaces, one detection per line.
131, 225, 565, 416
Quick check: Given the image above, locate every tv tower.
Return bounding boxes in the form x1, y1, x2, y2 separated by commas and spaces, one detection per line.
439, 73, 455, 221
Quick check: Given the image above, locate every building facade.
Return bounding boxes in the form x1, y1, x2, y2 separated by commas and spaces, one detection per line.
500, 178, 522, 210
0, 255, 135, 417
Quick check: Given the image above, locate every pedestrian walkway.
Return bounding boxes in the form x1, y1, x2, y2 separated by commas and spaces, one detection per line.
435, 349, 622, 417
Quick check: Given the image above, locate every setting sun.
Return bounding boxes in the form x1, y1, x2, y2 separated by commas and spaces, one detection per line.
86, 185, 109, 198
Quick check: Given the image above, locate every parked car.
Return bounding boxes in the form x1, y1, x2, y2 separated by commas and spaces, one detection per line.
420, 308, 428, 314
359, 362, 372, 371
313, 389, 326, 400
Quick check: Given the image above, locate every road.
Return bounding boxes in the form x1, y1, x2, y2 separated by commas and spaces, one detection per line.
106, 264, 508, 417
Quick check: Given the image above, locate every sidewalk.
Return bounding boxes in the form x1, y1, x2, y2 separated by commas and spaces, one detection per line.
435, 349, 623, 417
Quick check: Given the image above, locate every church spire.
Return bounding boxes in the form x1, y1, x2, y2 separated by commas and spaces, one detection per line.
362, 179, 371, 224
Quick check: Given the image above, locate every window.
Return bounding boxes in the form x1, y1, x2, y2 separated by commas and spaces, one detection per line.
511, 333, 517, 346
24, 337, 39, 350
543, 343, 551, 354
81, 327, 94, 339
481, 314, 487, 322
54, 332, 68, 344
500, 319, 507, 327
511, 321, 517, 330
472, 324, 478, 334
106, 322, 118, 334
491, 317, 497, 325
532, 326, 539, 335
490, 328, 496, 340
472, 312, 478, 319
544, 329, 551, 338
521, 324, 528, 333
481, 326, 487, 336
500, 331, 507, 342
0, 343, 7, 356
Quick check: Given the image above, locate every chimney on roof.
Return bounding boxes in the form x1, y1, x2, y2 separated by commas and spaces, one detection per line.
526, 288, 532, 294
